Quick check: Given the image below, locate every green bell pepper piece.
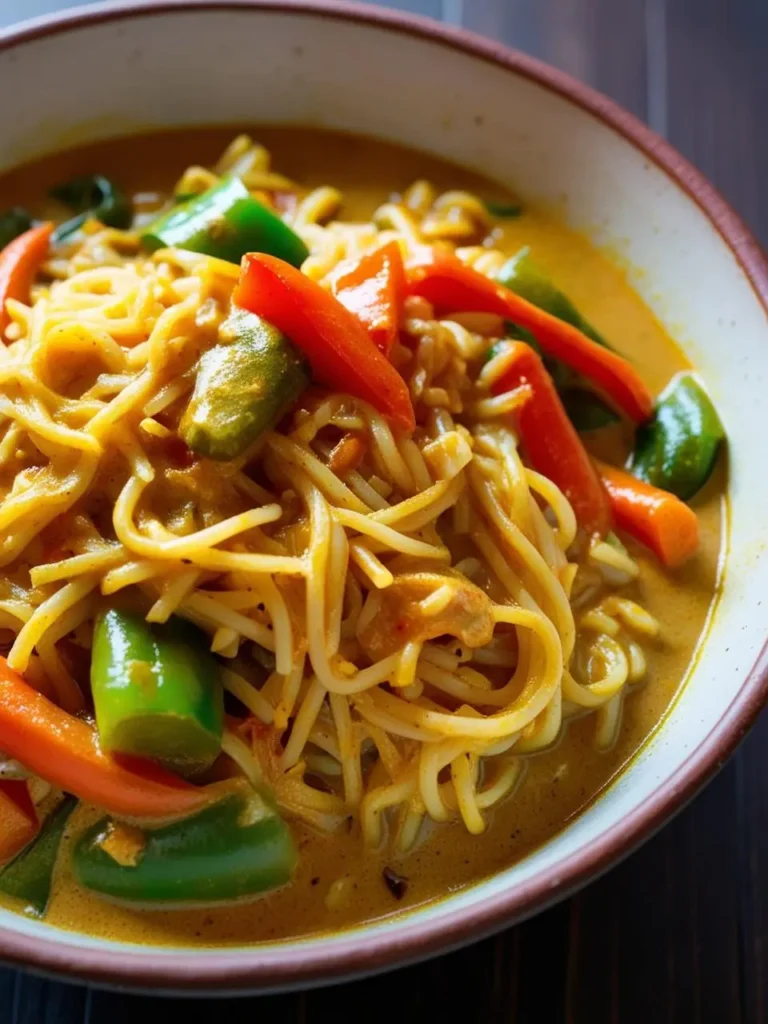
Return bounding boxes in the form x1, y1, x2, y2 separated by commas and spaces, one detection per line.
0, 208, 33, 250
180, 307, 309, 461
142, 177, 309, 267
0, 797, 76, 917
50, 175, 132, 241
630, 372, 725, 500
561, 387, 620, 431
73, 790, 297, 904
489, 329, 618, 431
91, 609, 224, 776
497, 247, 612, 349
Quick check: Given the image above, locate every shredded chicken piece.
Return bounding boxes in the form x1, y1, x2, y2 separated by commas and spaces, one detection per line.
358, 569, 495, 659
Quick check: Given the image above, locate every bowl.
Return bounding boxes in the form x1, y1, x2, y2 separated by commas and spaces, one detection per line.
0, 0, 766, 993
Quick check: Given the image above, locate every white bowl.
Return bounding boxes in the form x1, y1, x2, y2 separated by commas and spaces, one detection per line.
0, 0, 766, 993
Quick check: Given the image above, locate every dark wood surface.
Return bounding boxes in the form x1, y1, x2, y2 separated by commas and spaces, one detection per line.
0, 0, 766, 1020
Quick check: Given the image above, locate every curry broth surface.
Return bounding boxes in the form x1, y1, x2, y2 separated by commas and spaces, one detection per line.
0, 127, 723, 946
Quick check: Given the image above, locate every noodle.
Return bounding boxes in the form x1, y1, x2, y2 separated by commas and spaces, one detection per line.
0, 135, 662, 855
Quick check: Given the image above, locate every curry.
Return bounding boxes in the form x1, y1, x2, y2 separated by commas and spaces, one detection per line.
0, 127, 723, 946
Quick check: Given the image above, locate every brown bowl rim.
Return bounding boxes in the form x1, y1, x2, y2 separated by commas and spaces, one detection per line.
0, 0, 766, 993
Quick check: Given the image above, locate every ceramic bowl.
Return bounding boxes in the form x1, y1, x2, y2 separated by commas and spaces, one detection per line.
0, 0, 766, 993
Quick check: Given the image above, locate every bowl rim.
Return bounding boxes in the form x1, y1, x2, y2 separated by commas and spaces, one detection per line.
0, 0, 767, 993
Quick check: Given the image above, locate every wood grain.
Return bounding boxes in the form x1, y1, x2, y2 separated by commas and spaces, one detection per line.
462, 0, 649, 117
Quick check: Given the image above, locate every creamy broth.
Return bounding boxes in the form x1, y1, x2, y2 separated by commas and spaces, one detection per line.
0, 127, 723, 945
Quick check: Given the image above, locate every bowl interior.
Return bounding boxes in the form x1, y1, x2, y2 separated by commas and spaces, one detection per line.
0, 0, 765, 988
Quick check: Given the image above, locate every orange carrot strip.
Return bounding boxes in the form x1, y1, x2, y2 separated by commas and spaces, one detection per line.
0, 658, 216, 822
595, 459, 700, 567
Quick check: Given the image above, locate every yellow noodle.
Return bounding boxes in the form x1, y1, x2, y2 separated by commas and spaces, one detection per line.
0, 140, 663, 853
8, 575, 101, 673
30, 546, 126, 586
181, 592, 275, 651
334, 508, 450, 560
329, 691, 363, 807
451, 753, 485, 834
221, 730, 265, 788
280, 677, 328, 770
274, 661, 305, 731
146, 569, 201, 624
221, 668, 275, 725
349, 541, 393, 589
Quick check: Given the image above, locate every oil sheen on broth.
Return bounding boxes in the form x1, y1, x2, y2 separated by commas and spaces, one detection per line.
0, 127, 723, 946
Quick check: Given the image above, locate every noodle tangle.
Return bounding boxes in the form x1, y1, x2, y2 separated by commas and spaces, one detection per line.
0, 136, 659, 853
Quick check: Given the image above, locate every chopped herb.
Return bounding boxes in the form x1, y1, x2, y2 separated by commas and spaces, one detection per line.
50, 175, 132, 241
485, 200, 522, 218
0, 208, 33, 250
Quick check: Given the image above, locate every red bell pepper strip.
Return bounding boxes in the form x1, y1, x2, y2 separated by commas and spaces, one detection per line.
0, 781, 39, 864
0, 222, 53, 335
407, 250, 653, 424
234, 253, 415, 433
493, 341, 612, 537
332, 241, 405, 356
595, 460, 699, 568
0, 658, 216, 822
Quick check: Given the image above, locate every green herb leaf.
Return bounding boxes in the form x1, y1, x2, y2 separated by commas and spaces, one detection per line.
50, 175, 132, 241
485, 200, 522, 218
0, 208, 33, 250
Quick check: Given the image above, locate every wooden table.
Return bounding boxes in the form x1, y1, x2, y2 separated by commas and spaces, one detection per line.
0, 1, 766, 1020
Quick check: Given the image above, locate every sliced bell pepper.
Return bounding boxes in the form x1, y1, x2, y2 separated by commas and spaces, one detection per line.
180, 307, 309, 460
497, 247, 612, 349
630, 372, 725, 500
234, 253, 415, 433
50, 175, 132, 241
91, 609, 224, 777
490, 334, 620, 433
0, 796, 76, 916
0, 780, 38, 864
74, 790, 296, 904
0, 657, 215, 822
142, 177, 309, 268
332, 241, 405, 356
561, 387, 620, 431
595, 459, 699, 568
0, 222, 53, 335
492, 341, 612, 537
407, 250, 653, 423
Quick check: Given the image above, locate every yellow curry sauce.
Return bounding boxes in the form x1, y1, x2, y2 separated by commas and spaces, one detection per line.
0, 127, 723, 946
